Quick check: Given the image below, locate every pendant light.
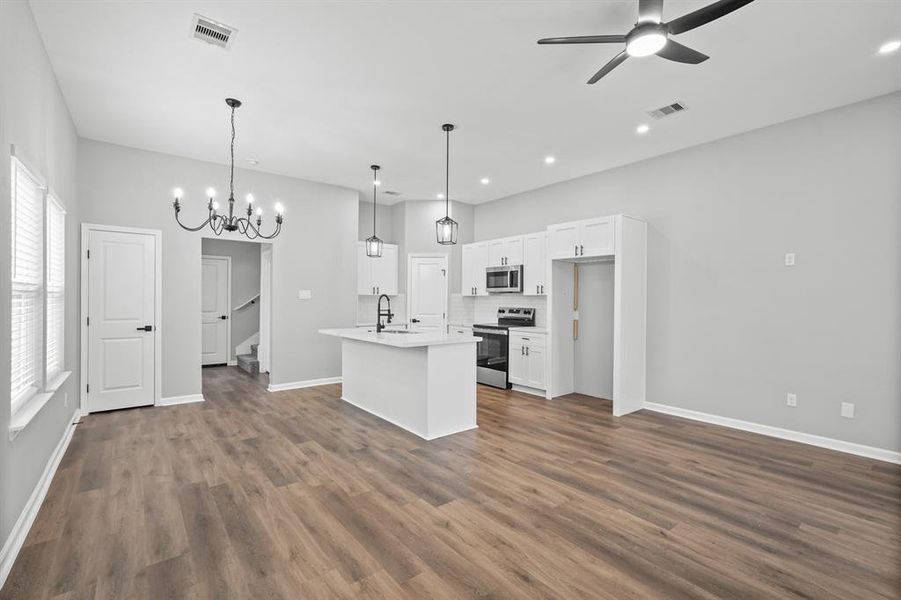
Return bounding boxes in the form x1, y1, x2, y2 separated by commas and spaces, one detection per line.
172, 98, 283, 239
435, 123, 458, 245
365, 164, 383, 257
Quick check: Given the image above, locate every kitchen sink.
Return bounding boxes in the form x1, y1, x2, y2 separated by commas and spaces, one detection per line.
367, 329, 417, 334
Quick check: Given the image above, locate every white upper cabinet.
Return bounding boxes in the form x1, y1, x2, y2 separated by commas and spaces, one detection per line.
488, 236, 523, 267
522, 232, 547, 296
547, 217, 614, 259
357, 242, 398, 295
461, 242, 489, 296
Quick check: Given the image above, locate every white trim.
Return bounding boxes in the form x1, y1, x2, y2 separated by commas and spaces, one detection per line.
340, 394, 477, 441
268, 376, 342, 392
643, 402, 901, 464
511, 383, 546, 398
226, 359, 238, 367
157, 394, 205, 406
81, 224, 162, 413
0, 414, 77, 590
8, 371, 72, 440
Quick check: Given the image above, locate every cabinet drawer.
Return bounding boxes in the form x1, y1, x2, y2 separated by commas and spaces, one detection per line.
510, 332, 545, 348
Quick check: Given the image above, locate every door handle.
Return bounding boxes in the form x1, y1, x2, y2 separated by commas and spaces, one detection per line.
219, 315, 228, 320
137, 325, 153, 332
412, 318, 421, 323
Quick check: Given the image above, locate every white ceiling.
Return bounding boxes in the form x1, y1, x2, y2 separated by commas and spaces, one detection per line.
30, 0, 901, 205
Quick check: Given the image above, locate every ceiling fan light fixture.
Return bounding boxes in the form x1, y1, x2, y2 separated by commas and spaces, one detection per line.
626, 26, 668, 57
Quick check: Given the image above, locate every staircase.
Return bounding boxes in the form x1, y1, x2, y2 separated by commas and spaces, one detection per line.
236, 343, 260, 376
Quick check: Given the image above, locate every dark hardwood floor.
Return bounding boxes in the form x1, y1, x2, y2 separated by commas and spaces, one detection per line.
2, 366, 899, 599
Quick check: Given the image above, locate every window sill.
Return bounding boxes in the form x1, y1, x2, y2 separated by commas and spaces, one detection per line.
9, 371, 72, 441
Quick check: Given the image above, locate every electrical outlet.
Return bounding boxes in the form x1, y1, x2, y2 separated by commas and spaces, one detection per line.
784, 253, 796, 266
841, 402, 855, 419
786, 393, 797, 407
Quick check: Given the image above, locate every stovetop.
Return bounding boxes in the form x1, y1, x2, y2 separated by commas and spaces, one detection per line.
474, 307, 535, 330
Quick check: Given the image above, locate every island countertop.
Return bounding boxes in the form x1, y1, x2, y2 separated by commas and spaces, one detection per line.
319, 328, 481, 348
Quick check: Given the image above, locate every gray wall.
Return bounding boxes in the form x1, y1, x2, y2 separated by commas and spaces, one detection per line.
358, 197, 396, 244
474, 92, 901, 453
200, 238, 262, 362
0, 0, 80, 555
574, 263, 614, 399
78, 139, 358, 393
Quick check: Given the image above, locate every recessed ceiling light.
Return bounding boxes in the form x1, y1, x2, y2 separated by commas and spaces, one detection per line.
247, 158, 259, 166
636, 123, 650, 135
879, 39, 901, 54
544, 156, 556, 165
437, 193, 445, 199
480, 177, 490, 185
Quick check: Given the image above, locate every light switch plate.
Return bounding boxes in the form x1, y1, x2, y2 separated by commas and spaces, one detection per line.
786, 393, 797, 407
784, 253, 796, 266
298, 290, 312, 300
841, 402, 855, 419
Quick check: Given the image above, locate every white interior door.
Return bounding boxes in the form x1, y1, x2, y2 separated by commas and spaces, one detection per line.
259, 245, 272, 373
87, 229, 156, 412
201, 256, 230, 365
408, 255, 447, 330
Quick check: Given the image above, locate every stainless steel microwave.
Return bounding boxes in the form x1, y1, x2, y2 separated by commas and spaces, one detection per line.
486, 265, 523, 293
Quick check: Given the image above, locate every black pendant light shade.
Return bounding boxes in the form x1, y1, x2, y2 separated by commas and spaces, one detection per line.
365, 164, 383, 258
436, 123, 458, 245
172, 98, 283, 239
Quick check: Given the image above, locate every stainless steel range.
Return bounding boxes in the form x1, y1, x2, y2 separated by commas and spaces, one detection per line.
473, 307, 536, 389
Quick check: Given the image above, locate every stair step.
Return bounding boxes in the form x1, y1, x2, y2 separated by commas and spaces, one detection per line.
236, 353, 259, 375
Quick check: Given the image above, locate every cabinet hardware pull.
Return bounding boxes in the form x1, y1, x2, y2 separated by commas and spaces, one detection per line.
574, 244, 577, 256
526, 347, 530, 355
580, 244, 584, 256
521, 346, 525, 355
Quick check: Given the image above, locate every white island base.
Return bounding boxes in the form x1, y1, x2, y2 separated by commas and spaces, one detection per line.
319, 329, 479, 440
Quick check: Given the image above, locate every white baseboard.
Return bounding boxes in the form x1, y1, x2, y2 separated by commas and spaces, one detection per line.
0, 413, 77, 590
268, 376, 342, 392
643, 402, 901, 464
157, 394, 205, 407
511, 384, 546, 398
227, 360, 237, 367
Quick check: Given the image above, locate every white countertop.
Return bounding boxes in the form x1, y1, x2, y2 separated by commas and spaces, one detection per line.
509, 326, 547, 334
320, 328, 481, 348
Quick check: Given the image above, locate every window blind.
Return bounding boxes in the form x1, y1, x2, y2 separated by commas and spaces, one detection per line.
11, 158, 44, 410
46, 195, 66, 381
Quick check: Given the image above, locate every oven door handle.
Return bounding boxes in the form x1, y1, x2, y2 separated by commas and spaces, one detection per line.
473, 328, 508, 336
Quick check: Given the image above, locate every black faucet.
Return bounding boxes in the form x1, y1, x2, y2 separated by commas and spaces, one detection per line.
376, 294, 393, 333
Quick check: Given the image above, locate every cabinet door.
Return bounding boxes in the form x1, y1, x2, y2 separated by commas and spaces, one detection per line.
547, 222, 580, 259
508, 335, 528, 385
522, 232, 546, 296
461, 244, 476, 296
579, 217, 615, 257
526, 344, 546, 390
374, 244, 398, 295
488, 239, 506, 267
472, 243, 490, 296
504, 236, 524, 266
357, 242, 375, 295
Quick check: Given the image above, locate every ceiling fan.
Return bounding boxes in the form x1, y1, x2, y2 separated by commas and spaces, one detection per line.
538, 0, 755, 84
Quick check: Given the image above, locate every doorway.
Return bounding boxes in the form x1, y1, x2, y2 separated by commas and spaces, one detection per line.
200, 255, 231, 366
407, 254, 448, 330
80, 224, 161, 412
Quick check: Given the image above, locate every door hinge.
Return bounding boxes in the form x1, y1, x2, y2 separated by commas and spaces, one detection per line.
86, 316, 90, 326
87, 249, 90, 259
443, 312, 446, 319
86, 383, 90, 394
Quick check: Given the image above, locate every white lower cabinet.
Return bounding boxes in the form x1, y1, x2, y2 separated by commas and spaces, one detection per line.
508, 331, 546, 390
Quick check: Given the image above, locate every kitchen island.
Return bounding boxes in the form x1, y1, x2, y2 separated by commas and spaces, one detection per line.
318, 328, 481, 440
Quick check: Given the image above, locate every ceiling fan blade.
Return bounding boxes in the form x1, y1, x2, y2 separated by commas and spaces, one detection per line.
656, 39, 709, 64
587, 51, 628, 84
666, 0, 755, 35
538, 35, 626, 45
638, 0, 664, 23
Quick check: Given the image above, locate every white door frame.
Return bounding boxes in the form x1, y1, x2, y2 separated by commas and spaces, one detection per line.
406, 253, 449, 329
201, 254, 232, 366
259, 244, 272, 373
80, 223, 162, 413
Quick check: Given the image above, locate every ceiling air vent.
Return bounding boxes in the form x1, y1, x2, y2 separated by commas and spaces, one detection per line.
383, 191, 402, 196
191, 14, 237, 49
647, 101, 686, 120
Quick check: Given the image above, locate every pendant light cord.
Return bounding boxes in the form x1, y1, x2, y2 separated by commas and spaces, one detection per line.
229, 105, 236, 201
372, 167, 377, 234
445, 127, 450, 216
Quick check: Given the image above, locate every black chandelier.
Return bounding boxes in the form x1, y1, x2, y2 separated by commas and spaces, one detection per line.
365, 164, 383, 257
435, 123, 458, 245
172, 98, 283, 239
